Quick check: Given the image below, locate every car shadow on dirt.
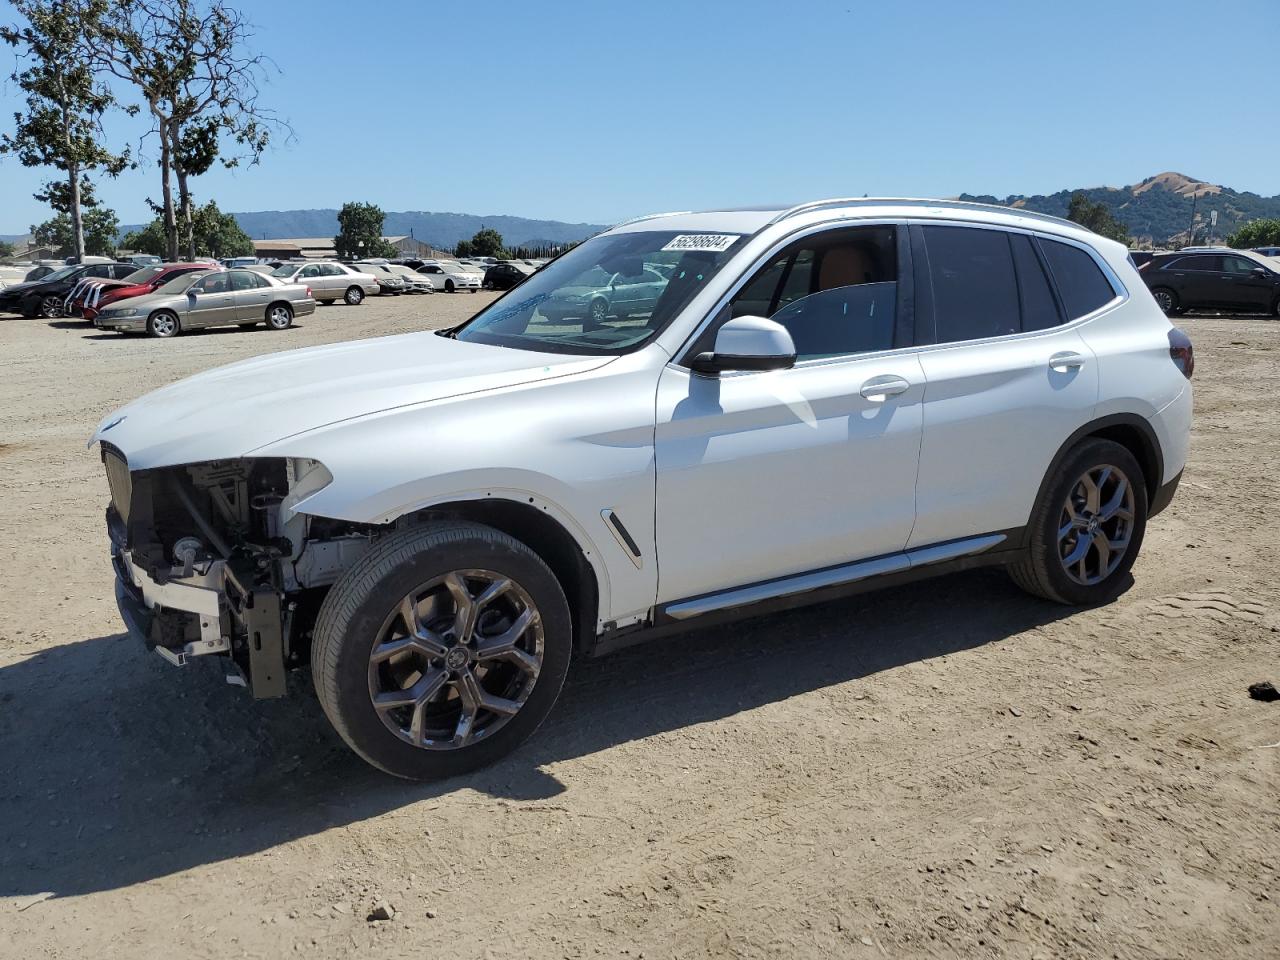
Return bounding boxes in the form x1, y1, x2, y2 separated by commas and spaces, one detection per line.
0, 567, 1083, 899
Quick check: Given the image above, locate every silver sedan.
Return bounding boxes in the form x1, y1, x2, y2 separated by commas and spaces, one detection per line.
93, 269, 316, 338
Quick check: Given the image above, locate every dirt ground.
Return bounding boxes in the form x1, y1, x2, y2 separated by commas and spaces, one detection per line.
0, 294, 1276, 959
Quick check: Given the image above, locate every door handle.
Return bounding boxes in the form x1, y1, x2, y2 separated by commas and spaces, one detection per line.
1049, 351, 1087, 372
859, 375, 911, 401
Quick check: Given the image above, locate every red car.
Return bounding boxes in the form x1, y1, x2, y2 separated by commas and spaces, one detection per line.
67, 261, 220, 320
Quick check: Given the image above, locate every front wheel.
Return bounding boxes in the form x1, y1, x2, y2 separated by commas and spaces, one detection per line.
146, 311, 180, 338
344, 286, 365, 306
311, 522, 572, 780
265, 303, 294, 330
1009, 438, 1147, 605
445, 279, 456, 293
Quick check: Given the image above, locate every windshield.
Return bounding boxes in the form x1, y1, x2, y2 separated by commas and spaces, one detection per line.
453, 229, 746, 355
156, 271, 209, 294
271, 264, 300, 277
123, 265, 165, 284
42, 266, 80, 283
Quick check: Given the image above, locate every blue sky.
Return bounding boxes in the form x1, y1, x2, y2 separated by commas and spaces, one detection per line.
2, 0, 1278, 233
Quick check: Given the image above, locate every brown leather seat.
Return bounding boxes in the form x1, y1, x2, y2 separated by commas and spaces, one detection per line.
817, 246, 874, 290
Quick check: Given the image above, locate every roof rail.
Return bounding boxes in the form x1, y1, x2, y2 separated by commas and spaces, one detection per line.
767, 197, 1085, 231
613, 210, 692, 228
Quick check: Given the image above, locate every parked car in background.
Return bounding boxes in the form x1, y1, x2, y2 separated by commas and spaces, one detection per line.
220, 256, 259, 269
1128, 251, 1155, 270
122, 254, 162, 268
1140, 249, 1280, 316
416, 260, 483, 292
23, 261, 63, 282
353, 261, 409, 295
1252, 246, 1280, 258
483, 261, 534, 290
270, 261, 378, 305
94, 268, 315, 337
0, 261, 136, 317
382, 263, 434, 293
67, 261, 220, 320
91, 197, 1194, 779
536, 262, 669, 325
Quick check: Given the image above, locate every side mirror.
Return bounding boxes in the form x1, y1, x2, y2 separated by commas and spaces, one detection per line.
1252, 266, 1268, 277
690, 315, 797, 375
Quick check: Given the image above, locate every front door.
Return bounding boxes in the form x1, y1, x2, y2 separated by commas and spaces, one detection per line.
1220, 254, 1275, 311
185, 271, 237, 327
655, 223, 923, 604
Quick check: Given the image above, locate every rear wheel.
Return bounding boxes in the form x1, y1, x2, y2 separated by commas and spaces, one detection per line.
265, 302, 293, 330
146, 310, 180, 338
344, 286, 364, 306
312, 522, 572, 780
1009, 438, 1147, 605
1150, 287, 1178, 315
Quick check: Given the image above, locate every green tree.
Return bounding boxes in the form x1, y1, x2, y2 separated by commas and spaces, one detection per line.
0, 240, 15, 258
101, 0, 280, 261
334, 201, 397, 259
1225, 218, 1280, 249
31, 206, 119, 256
454, 238, 473, 258
467, 227, 507, 258
122, 199, 252, 259
0, 0, 130, 261
1065, 192, 1132, 244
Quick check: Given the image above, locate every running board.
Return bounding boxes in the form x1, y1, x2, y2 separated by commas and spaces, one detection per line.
663, 533, 1007, 622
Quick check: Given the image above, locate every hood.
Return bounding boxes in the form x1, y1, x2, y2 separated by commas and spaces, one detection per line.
90, 331, 614, 469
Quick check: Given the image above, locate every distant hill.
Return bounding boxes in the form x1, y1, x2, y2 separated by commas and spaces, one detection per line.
192, 209, 608, 249
960, 172, 1280, 245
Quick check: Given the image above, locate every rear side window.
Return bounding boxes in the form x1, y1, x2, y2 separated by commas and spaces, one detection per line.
921, 225, 1020, 342
1167, 254, 1221, 272
1040, 239, 1117, 319
1010, 234, 1060, 331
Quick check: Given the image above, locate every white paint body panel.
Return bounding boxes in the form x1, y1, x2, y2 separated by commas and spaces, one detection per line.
92, 199, 1193, 632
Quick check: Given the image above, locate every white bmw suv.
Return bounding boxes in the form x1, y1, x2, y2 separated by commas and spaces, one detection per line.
93, 199, 1193, 779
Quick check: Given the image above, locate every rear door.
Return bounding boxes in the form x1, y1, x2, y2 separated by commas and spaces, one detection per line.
908, 225, 1105, 548
232, 269, 272, 320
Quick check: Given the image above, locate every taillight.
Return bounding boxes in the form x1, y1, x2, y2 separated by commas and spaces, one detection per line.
1168, 327, 1194, 380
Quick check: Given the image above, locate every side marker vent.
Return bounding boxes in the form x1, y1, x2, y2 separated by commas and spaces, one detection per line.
601, 509, 642, 569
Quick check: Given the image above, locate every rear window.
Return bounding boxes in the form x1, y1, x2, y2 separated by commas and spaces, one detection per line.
921, 226, 1020, 342
1040, 239, 1117, 320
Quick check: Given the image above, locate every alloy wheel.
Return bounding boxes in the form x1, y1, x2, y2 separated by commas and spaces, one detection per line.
1152, 289, 1174, 312
40, 296, 63, 318
367, 569, 544, 751
267, 305, 292, 329
590, 299, 608, 324
1058, 464, 1135, 586
149, 313, 177, 337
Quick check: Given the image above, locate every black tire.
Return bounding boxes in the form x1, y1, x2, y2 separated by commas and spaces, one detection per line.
146, 310, 180, 338
20, 296, 41, 319
39, 295, 62, 319
1150, 287, 1178, 315
1272, 295, 1280, 318
1009, 438, 1148, 605
344, 286, 364, 306
265, 302, 293, 330
312, 521, 572, 780
445, 279, 456, 293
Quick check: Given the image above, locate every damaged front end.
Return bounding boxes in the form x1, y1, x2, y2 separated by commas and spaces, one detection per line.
102, 443, 373, 697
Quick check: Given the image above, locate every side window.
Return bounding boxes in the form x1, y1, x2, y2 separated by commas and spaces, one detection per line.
300, 264, 321, 278
921, 225, 1019, 342
230, 270, 256, 290
1010, 234, 1061, 331
200, 273, 230, 294
1222, 256, 1258, 275
1040, 238, 1117, 320
727, 225, 898, 360
87, 265, 112, 277
1167, 254, 1220, 272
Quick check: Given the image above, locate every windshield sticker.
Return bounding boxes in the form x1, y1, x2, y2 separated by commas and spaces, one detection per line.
660, 234, 740, 253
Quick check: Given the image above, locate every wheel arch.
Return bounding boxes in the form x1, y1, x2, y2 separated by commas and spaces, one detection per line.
393, 497, 602, 656
265, 298, 293, 316
1027, 413, 1164, 544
